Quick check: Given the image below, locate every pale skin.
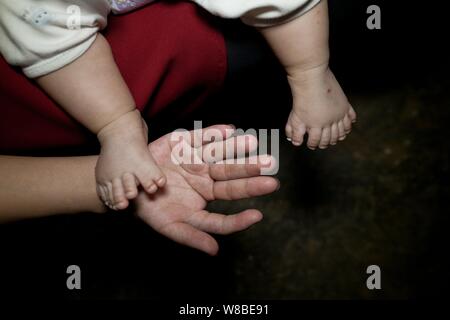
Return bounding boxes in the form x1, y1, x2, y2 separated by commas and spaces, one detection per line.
36, 34, 165, 211
36, 0, 354, 211
0, 0, 354, 257
260, 0, 357, 149
0, 125, 279, 255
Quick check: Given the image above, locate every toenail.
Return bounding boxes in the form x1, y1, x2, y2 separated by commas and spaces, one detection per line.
286, 137, 292, 142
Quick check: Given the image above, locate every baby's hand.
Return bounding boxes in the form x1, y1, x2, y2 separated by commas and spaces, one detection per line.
96, 110, 166, 210
285, 65, 357, 149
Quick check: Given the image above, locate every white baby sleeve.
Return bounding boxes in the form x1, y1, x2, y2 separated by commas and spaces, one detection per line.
192, 0, 322, 27
0, 0, 110, 78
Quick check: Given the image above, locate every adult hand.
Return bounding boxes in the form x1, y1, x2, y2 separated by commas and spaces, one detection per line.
135, 125, 279, 255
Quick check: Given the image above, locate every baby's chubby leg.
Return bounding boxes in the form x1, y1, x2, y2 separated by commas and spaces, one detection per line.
260, 0, 357, 150
36, 34, 165, 210
96, 109, 165, 210
286, 65, 357, 149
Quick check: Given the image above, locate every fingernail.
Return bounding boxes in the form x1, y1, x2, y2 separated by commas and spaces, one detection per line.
228, 124, 236, 129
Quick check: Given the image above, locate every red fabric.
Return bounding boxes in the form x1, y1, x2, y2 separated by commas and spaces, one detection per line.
0, 1, 226, 152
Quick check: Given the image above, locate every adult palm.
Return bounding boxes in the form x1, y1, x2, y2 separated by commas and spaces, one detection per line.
135, 125, 279, 255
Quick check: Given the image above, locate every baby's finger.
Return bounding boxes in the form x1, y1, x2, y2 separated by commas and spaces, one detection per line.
319, 127, 331, 149
307, 127, 322, 150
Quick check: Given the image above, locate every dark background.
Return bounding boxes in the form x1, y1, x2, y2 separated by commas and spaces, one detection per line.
1, 0, 449, 299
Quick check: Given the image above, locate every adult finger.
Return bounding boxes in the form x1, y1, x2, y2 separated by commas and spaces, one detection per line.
213, 176, 279, 200
159, 222, 219, 256
186, 209, 263, 235
210, 155, 277, 180
202, 134, 258, 163
168, 124, 235, 149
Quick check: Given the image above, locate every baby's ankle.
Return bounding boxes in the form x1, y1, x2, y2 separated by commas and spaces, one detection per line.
287, 61, 329, 84
97, 109, 143, 145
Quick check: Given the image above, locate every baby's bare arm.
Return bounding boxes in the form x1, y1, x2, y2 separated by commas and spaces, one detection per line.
36, 34, 135, 134
260, 0, 329, 77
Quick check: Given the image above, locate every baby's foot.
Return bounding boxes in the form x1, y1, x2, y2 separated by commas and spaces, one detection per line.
285, 65, 357, 150
96, 109, 166, 210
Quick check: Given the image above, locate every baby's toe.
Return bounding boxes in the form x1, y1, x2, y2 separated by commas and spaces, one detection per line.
307, 127, 322, 150
105, 182, 118, 210
291, 123, 306, 146
146, 165, 166, 188
349, 105, 357, 123
98, 184, 116, 210
330, 123, 339, 145
155, 176, 166, 188
102, 185, 113, 208
338, 121, 346, 141
123, 173, 138, 199
319, 127, 331, 149
285, 123, 293, 142
139, 177, 158, 194
148, 184, 158, 193
137, 170, 160, 194
343, 114, 352, 134
97, 184, 107, 204
112, 178, 128, 210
